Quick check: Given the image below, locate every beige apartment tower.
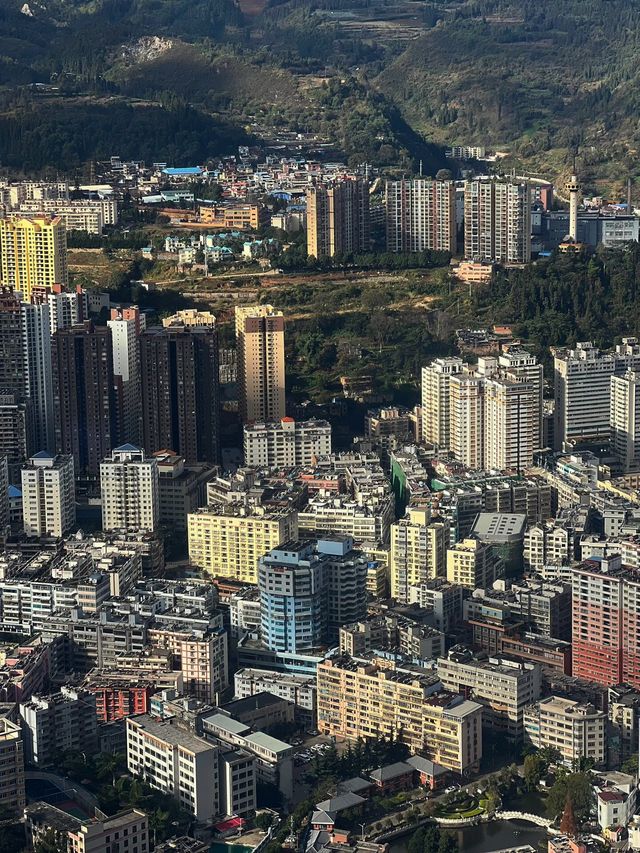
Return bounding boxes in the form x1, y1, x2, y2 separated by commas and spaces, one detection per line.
421, 357, 464, 450
464, 179, 531, 264
306, 180, 370, 259
0, 217, 68, 300
390, 508, 448, 602
235, 304, 285, 423
385, 179, 456, 253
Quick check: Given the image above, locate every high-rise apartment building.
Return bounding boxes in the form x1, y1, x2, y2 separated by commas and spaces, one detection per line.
21, 451, 75, 537
100, 444, 159, 533
140, 324, 220, 464
464, 178, 531, 264
52, 322, 117, 476
0, 393, 33, 481
243, 417, 331, 468
108, 307, 143, 446
306, 179, 370, 259
21, 300, 54, 452
0, 290, 54, 452
553, 338, 640, 450
421, 357, 464, 450
449, 371, 484, 468
317, 655, 483, 773
188, 503, 298, 584
571, 555, 640, 689
235, 305, 285, 424
385, 179, 456, 253
483, 374, 536, 472
446, 538, 501, 589
498, 346, 544, 449
611, 371, 640, 473
147, 621, 228, 702
390, 508, 448, 603
258, 540, 328, 654
44, 284, 87, 333
0, 217, 68, 299
0, 717, 25, 814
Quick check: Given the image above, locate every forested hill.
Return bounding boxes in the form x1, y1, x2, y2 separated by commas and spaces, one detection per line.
2, 0, 640, 184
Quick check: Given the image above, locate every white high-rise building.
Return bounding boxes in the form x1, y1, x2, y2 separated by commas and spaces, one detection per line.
611, 371, 640, 473
21, 451, 75, 537
21, 301, 54, 452
46, 286, 87, 333
553, 338, 640, 450
421, 357, 464, 450
498, 347, 543, 449
107, 307, 142, 444
100, 444, 159, 532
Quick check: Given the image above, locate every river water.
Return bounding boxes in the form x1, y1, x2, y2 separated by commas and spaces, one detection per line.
389, 819, 547, 853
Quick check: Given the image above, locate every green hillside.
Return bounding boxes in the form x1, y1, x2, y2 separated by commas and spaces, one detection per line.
1, 0, 640, 185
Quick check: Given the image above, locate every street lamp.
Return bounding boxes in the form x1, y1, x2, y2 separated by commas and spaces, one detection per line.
358, 823, 366, 841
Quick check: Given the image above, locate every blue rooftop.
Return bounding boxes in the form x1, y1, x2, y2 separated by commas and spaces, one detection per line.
115, 443, 141, 452
162, 167, 203, 176
8, 485, 21, 498
32, 450, 54, 459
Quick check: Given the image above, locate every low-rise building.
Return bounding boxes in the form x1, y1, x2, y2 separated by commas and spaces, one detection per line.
437, 648, 542, 743
317, 654, 482, 774
524, 695, 606, 766
68, 810, 149, 853
126, 715, 221, 823
19, 686, 98, 767
243, 418, 331, 468
233, 668, 317, 726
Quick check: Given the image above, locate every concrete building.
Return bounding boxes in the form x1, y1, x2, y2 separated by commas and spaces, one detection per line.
244, 417, 331, 468
219, 749, 257, 817
438, 649, 542, 743
126, 715, 220, 822
21, 451, 75, 537
385, 179, 456, 253
317, 655, 483, 774
524, 523, 573, 572
464, 178, 531, 264
0, 217, 68, 300
258, 540, 328, 653
0, 717, 25, 814
306, 180, 369, 259
155, 452, 214, 532
188, 503, 298, 584
235, 304, 285, 424
45, 285, 87, 334
233, 668, 317, 726
108, 307, 143, 446
19, 686, 98, 767
21, 300, 55, 452
483, 373, 536, 472
524, 695, 606, 767
298, 493, 394, 544
365, 407, 413, 451
611, 371, 640, 473
553, 339, 640, 450
447, 538, 502, 589
100, 444, 159, 533
140, 323, 220, 465
449, 371, 484, 468
390, 508, 448, 603
52, 322, 117, 477
469, 512, 526, 577
68, 810, 148, 853
421, 358, 464, 450
147, 621, 228, 703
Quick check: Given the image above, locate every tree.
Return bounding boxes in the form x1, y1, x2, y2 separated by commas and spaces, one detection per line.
560, 795, 578, 837
621, 756, 639, 777
524, 753, 547, 791
34, 830, 65, 853
546, 772, 593, 824
255, 813, 274, 831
